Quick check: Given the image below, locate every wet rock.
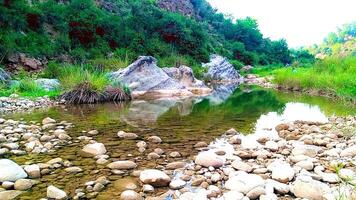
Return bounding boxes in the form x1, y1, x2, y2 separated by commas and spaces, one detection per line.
169, 179, 186, 190
0, 191, 24, 200
147, 136, 162, 143
0, 159, 27, 182
47, 157, 63, 165
14, 179, 33, 191
290, 175, 332, 200
82, 143, 106, 156
47, 185, 67, 200
246, 186, 266, 200
169, 151, 181, 158
120, 190, 140, 200
117, 131, 138, 139
2, 181, 14, 190
194, 141, 208, 148
139, 169, 171, 187
142, 184, 154, 193
166, 161, 186, 170
64, 167, 83, 173
108, 161, 137, 170
24, 164, 41, 178
195, 152, 224, 167
147, 152, 160, 160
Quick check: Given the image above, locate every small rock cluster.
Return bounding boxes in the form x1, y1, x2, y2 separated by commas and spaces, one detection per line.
244, 74, 275, 89
0, 95, 54, 113
0, 117, 73, 156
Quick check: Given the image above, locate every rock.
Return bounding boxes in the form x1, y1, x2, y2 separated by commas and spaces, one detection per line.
0, 159, 28, 182
147, 136, 162, 143
321, 173, 339, 183
64, 167, 83, 173
265, 141, 278, 151
117, 131, 138, 139
0, 68, 11, 83
269, 160, 295, 183
265, 179, 289, 194
142, 184, 154, 193
292, 145, 319, 157
47, 157, 63, 165
0, 191, 24, 200
163, 65, 208, 89
225, 172, 264, 194
139, 169, 171, 187
231, 161, 253, 172
195, 152, 224, 168
202, 54, 242, 82
275, 123, 289, 132
82, 143, 106, 156
14, 179, 33, 191
107, 161, 137, 170
340, 145, 356, 157
147, 152, 160, 160
246, 186, 266, 200
166, 161, 186, 169
295, 160, 314, 171
169, 151, 181, 158
47, 185, 67, 200
290, 175, 332, 200
35, 79, 60, 91
169, 179, 186, 190
2, 181, 14, 190
120, 190, 140, 200
88, 130, 99, 136
136, 141, 147, 148
108, 56, 187, 94
42, 117, 56, 125
24, 164, 41, 178
223, 191, 244, 200
241, 65, 254, 72
194, 141, 208, 148
93, 183, 105, 192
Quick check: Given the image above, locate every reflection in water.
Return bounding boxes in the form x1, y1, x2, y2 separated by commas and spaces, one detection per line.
207, 83, 239, 105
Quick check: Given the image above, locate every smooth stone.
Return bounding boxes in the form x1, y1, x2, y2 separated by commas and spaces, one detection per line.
265, 141, 279, 151
82, 143, 106, 156
139, 169, 171, 187
14, 179, 33, 191
142, 184, 154, 193
166, 161, 186, 170
42, 117, 56, 125
117, 131, 138, 139
0, 159, 28, 182
195, 152, 224, 168
2, 181, 14, 190
120, 190, 140, 200
107, 161, 137, 170
24, 164, 41, 178
290, 175, 332, 200
147, 136, 162, 143
47, 185, 67, 200
88, 130, 99, 136
340, 145, 356, 157
194, 142, 208, 148
64, 167, 83, 173
295, 160, 314, 171
269, 160, 295, 183
223, 191, 244, 200
169, 179, 186, 190
231, 161, 253, 172
225, 172, 264, 194
246, 186, 266, 200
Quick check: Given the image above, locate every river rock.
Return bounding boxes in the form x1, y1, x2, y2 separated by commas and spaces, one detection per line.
231, 160, 253, 172
142, 184, 154, 193
120, 190, 140, 200
269, 160, 295, 183
0, 159, 28, 182
117, 131, 138, 139
290, 175, 332, 199
169, 179, 186, 190
194, 141, 208, 148
42, 117, 56, 125
82, 143, 106, 156
24, 164, 41, 178
166, 161, 186, 170
109, 56, 186, 93
139, 169, 171, 187
147, 136, 162, 143
202, 54, 242, 82
14, 179, 33, 190
107, 161, 137, 170
292, 144, 319, 157
340, 145, 356, 157
295, 160, 314, 171
225, 172, 264, 194
0, 191, 24, 200
0, 68, 11, 83
195, 152, 224, 167
47, 185, 67, 200
163, 65, 208, 88
64, 167, 83, 173
246, 186, 266, 200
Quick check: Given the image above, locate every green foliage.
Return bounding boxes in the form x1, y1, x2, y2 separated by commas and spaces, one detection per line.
273, 56, 356, 100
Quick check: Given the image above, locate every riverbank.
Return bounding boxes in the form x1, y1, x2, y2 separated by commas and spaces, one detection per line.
247, 56, 356, 103
0, 109, 355, 199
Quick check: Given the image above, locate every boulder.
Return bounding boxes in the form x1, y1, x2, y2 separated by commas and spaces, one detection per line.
139, 169, 171, 187
195, 151, 224, 167
107, 161, 137, 170
108, 56, 191, 97
24, 164, 41, 178
202, 54, 242, 82
290, 175, 332, 200
47, 185, 67, 200
0, 159, 28, 182
14, 179, 33, 190
0, 68, 11, 83
35, 79, 60, 91
82, 143, 106, 156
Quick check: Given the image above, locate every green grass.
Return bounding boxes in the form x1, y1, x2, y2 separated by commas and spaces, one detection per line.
0, 78, 60, 98
269, 56, 356, 100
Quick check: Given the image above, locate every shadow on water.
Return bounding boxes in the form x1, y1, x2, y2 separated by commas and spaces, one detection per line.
2, 84, 355, 199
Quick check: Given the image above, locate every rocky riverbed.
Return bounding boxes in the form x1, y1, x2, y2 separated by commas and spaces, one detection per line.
0, 113, 355, 200
0, 95, 55, 113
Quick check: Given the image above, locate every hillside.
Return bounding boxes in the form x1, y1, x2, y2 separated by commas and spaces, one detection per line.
0, 0, 291, 72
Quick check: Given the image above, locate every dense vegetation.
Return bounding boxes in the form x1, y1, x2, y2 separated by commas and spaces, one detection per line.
0, 0, 291, 69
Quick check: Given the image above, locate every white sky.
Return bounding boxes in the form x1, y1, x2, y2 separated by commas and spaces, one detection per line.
207, 0, 356, 47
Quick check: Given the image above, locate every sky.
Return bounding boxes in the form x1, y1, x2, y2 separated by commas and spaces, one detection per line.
207, 0, 356, 47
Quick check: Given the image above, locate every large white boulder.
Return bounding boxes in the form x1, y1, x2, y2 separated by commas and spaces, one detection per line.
195, 152, 224, 168
225, 171, 265, 194
0, 159, 27, 182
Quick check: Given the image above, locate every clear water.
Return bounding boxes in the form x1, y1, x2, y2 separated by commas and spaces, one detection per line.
2, 85, 355, 199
